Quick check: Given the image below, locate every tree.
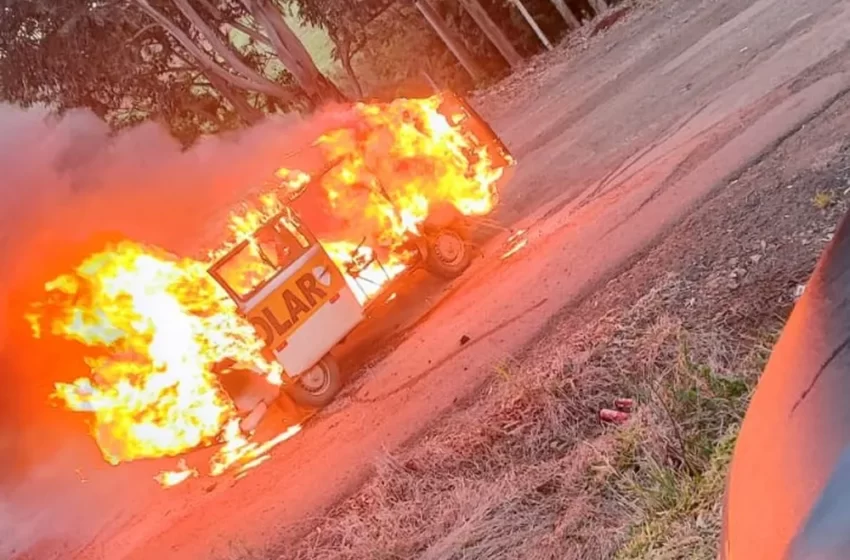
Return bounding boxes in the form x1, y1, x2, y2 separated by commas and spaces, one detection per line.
291, 0, 401, 98
548, 0, 581, 28
0, 1, 258, 142
459, 0, 523, 68
413, 0, 487, 83
128, 0, 346, 105
0, 0, 348, 143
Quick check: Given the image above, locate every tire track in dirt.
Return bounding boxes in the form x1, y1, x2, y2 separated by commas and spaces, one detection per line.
507, 0, 761, 159
610, 77, 850, 235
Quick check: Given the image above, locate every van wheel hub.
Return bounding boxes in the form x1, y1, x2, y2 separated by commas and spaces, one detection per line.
299, 362, 331, 394
433, 231, 465, 266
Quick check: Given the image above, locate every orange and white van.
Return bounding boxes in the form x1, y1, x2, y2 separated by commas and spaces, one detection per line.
208, 209, 362, 407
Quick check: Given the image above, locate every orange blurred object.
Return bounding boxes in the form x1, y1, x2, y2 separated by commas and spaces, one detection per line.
599, 409, 631, 424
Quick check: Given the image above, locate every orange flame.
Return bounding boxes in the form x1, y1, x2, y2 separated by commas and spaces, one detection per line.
315, 96, 503, 243
216, 95, 507, 302
27, 94, 510, 485
34, 241, 277, 464
156, 459, 199, 487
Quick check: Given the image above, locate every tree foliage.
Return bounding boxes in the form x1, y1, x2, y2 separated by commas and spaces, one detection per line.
129, 0, 344, 102
290, 0, 400, 97
0, 0, 344, 143
0, 2, 198, 123
0, 0, 592, 143
288, 0, 575, 99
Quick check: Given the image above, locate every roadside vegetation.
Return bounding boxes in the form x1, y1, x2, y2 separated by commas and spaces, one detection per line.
246, 134, 850, 560
271, 275, 774, 560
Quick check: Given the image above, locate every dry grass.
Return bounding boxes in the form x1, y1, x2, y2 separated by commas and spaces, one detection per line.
813, 189, 838, 210
259, 276, 780, 560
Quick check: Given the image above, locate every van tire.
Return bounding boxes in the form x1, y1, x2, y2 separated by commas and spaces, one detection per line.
285, 355, 343, 408
425, 228, 473, 279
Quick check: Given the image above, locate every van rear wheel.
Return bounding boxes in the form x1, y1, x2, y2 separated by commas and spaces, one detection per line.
286, 355, 343, 408
425, 229, 472, 279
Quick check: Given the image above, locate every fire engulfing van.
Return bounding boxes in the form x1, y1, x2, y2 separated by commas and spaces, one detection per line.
210, 91, 515, 415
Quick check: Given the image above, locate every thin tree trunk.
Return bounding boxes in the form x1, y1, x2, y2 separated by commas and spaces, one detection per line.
248, 0, 319, 83
226, 20, 273, 48
459, 0, 523, 69
415, 0, 487, 82
257, 0, 346, 102
196, 0, 276, 50
590, 0, 609, 15
204, 71, 264, 125
241, 0, 346, 103
510, 0, 553, 50
132, 0, 295, 100
549, 0, 581, 29
244, 1, 316, 96
338, 40, 364, 99
195, 0, 224, 19
172, 0, 276, 88
341, 56, 364, 99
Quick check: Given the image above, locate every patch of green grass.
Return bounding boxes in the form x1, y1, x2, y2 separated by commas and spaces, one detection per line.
493, 361, 514, 382
614, 425, 738, 560
251, 277, 781, 560
215, 540, 268, 560
609, 328, 770, 559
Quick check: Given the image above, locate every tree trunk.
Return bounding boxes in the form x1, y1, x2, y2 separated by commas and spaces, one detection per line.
313, 74, 347, 104
458, 0, 523, 69
590, 0, 609, 15
239, 0, 309, 86
204, 71, 264, 125
510, 0, 553, 50
341, 58, 364, 99
195, 0, 224, 19
132, 0, 295, 101
338, 40, 364, 99
244, 0, 347, 104
549, 0, 581, 29
415, 0, 487, 82
172, 0, 277, 89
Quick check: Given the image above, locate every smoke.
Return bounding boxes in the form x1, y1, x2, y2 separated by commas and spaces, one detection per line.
0, 103, 365, 327
0, 102, 355, 482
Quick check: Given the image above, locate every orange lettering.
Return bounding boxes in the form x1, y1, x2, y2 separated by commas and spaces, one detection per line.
296, 273, 326, 306
262, 307, 292, 335
282, 289, 310, 323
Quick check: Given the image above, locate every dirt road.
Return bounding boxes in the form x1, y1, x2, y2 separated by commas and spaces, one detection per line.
9, 0, 850, 557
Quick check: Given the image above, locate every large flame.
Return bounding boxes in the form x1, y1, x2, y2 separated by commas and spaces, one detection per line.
27, 94, 509, 483
30, 241, 278, 464
315, 96, 503, 244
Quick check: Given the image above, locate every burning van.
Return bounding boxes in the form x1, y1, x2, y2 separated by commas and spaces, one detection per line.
208, 207, 360, 408
210, 92, 514, 410
29, 92, 515, 473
